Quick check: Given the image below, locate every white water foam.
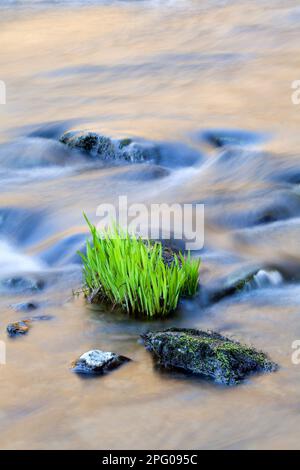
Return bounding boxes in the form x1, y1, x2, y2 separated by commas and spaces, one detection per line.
0, 239, 42, 274
252, 269, 283, 288
246, 269, 283, 290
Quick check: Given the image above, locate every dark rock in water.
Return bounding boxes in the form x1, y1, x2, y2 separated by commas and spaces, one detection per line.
7, 320, 31, 337
209, 267, 283, 303
61, 131, 105, 154
60, 130, 203, 168
119, 138, 132, 149
10, 301, 38, 312
60, 130, 160, 164
198, 129, 266, 148
30, 314, 54, 322
72, 349, 131, 375
1, 277, 44, 293
7, 315, 53, 337
254, 208, 290, 225
142, 328, 277, 385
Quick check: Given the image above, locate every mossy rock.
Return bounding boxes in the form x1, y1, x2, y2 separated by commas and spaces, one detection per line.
59, 130, 160, 163
142, 328, 277, 385
59, 131, 97, 150
119, 138, 132, 149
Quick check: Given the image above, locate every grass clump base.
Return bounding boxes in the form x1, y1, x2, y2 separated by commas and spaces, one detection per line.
79, 216, 200, 318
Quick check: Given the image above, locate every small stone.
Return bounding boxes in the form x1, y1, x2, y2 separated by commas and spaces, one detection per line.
7, 320, 31, 337
142, 328, 277, 386
72, 349, 131, 375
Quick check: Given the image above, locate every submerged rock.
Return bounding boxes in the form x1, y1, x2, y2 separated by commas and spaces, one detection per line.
60, 130, 160, 164
199, 129, 266, 148
212, 190, 300, 229
30, 314, 54, 322
142, 328, 277, 385
209, 267, 283, 303
6, 315, 53, 337
1, 277, 44, 293
7, 320, 31, 337
72, 349, 131, 375
10, 301, 38, 312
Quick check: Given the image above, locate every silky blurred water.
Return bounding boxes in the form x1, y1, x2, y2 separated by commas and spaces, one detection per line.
1, 0, 300, 450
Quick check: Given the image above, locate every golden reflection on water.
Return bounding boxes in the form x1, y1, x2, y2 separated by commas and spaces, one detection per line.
1, 1, 300, 450
1, 1, 300, 152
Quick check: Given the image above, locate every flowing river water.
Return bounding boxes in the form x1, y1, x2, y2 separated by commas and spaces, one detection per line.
1, 0, 300, 450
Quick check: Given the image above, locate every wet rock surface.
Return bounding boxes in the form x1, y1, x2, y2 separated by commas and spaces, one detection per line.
60, 130, 160, 164
72, 349, 131, 375
209, 267, 283, 302
59, 130, 202, 168
7, 320, 31, 337
6, 313, 53, 337
142, 328, 277, 385
198, 129, 266, 148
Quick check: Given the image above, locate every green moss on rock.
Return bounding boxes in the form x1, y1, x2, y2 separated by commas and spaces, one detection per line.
142, 328, 277, 385
60, 131, 98, 152
59, 130, 160, 163
119, 138, 132, 149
